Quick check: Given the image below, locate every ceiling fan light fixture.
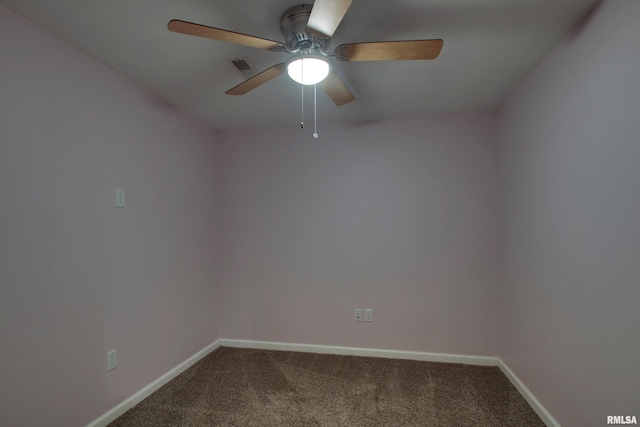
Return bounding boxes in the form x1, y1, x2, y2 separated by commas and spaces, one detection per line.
286, 55, 331, 85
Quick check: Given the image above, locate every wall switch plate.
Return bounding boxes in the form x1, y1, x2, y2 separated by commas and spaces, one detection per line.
354, 308, 362, 322
116, 189, 125, 207
107, 349, 117, 371
365, 309, 373, 322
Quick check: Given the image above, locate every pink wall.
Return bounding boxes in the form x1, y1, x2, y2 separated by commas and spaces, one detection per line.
7, 0, 635, 425
498, 1, 640, 425
218, 114, 501, 356
0, 6, 219, 426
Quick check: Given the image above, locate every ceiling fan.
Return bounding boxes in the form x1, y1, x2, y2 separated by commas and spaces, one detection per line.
168, 0, 443, 106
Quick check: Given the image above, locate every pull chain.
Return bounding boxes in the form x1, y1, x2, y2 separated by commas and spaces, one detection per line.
300, 82, 304, 128
313, 84, 319, 139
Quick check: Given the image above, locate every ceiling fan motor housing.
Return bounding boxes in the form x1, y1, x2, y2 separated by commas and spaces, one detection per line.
280, 4, 330, 53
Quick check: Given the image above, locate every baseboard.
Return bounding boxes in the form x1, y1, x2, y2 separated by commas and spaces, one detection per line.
86, 339, 220, 427
220, 338, 499, 366
498, 359, 560, 427
87, 338, 558, 427
221, 338, 559, 426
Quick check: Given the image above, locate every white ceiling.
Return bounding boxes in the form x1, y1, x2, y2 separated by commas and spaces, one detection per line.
1, 0, 598, 130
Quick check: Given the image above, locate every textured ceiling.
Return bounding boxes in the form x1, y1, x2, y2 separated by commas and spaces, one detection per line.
1, 0, 598, 130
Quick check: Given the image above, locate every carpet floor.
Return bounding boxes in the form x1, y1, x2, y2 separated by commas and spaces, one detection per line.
108, 347, 545, 426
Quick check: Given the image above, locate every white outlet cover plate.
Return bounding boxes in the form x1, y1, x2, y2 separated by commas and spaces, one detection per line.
107, 349, 117, 371
365, 309, 373, 322
116, 188, 125, 207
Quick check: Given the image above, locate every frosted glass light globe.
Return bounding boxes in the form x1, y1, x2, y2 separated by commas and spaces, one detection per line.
287, 57, 330, 85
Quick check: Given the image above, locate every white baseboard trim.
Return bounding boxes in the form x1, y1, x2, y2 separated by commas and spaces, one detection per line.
498, 359, 560, 427
87, 338, 558, 427
220, 338, 499, 366
86, 339, 220, 427
221, 339, 558, 426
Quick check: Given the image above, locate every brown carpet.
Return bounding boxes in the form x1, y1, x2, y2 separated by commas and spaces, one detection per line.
109, 347, 545, 426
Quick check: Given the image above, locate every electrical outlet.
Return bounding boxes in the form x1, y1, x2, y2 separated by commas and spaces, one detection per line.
354, 308, 362, 322
107, 349, 117, 371
116, 189, 125, 207
365, 309, 373, 322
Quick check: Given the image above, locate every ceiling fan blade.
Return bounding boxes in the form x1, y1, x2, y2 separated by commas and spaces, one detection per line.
306, 0, 353, 38
320, 71, 355, 106
226, 64, 286, 96
335, 40, 443, 61
168, 20, 286, 52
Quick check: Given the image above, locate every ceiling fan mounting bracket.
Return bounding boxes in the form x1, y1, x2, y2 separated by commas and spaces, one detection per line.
280, 4, 330, 53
